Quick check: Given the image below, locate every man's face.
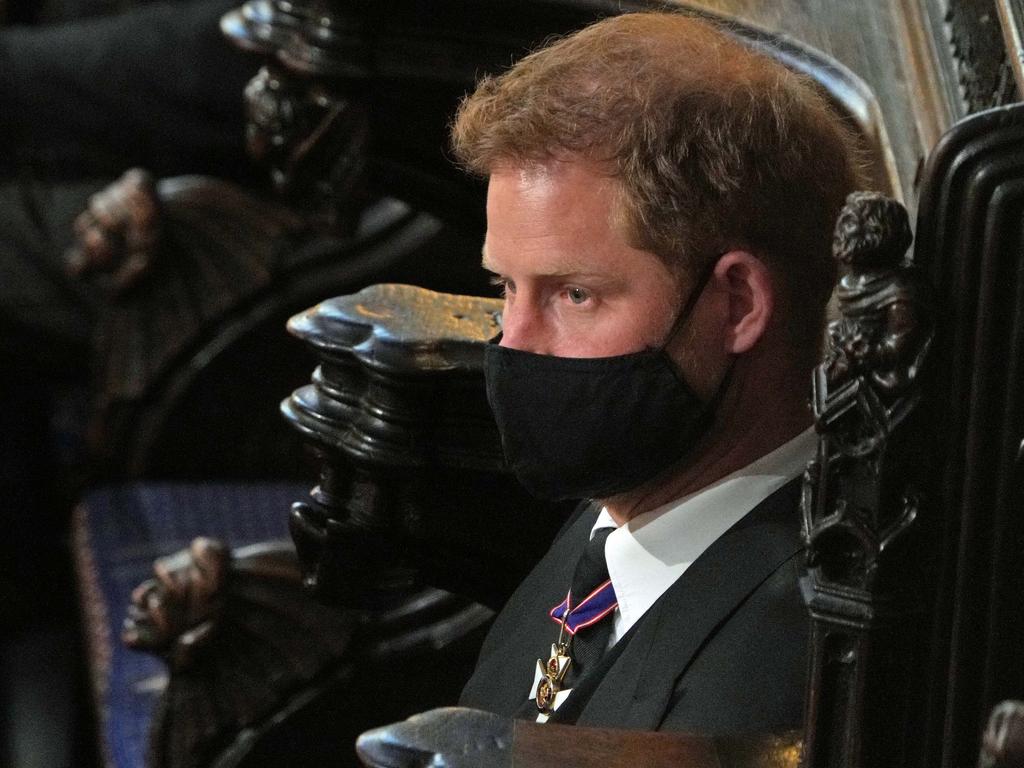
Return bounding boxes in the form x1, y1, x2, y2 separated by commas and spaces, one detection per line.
483, 162, 683, 358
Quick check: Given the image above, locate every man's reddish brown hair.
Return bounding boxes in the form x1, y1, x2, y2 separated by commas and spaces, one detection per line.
451, 11, 863, 352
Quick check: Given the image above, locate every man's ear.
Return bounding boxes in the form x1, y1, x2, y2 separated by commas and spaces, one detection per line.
714, 250, 774, 354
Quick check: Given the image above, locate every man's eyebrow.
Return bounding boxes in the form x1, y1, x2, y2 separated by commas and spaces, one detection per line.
481, 249, 612, 282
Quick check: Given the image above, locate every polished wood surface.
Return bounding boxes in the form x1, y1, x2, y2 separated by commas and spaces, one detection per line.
513, 721, 803, 768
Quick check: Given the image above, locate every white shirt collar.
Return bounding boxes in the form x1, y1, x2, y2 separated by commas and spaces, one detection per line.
593, 427, 816, 642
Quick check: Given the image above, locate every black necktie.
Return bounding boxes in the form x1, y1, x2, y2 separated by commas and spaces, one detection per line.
516, 526, 619, 720
566, 526, 616, 681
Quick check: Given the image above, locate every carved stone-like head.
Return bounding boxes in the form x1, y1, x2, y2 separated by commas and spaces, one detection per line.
242, 64, 333, 189
225, 1, 370, 204
832, 191, 912, 269
123, 537, 231, 659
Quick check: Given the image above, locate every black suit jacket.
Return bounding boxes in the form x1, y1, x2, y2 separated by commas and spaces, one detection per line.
459, 479, 808, 733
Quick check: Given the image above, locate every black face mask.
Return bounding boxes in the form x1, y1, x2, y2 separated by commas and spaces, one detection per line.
484, 263, 724, 501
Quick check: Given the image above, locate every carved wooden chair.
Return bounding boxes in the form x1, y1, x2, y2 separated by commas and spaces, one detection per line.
69, 2, 1024, 767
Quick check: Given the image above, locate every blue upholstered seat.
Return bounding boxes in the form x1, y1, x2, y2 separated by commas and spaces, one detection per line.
71, 482, 305, 768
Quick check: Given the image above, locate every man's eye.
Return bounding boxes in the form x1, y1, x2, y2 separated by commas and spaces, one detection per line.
567, 286, 590, 305
489, 276, 515, 297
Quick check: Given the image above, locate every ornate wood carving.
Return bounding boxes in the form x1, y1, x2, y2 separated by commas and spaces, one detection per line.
86, 170, 492, 480
242, 61, 370, 218
916, 0, 1017, 118
90, 0, 490, 480
123, 538, 352, 768
802, 97, 1024, 768
228, 1, 373, 222
800, 192, 935, 768
945, 0, 1018, 112
124, 536, 492, 768
224, 0, 900, 213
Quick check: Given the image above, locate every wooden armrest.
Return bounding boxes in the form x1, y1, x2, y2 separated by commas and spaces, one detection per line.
356, 707, 801, 768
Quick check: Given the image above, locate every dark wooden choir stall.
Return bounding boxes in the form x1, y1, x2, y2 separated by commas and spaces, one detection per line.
66, 1, 1024, 767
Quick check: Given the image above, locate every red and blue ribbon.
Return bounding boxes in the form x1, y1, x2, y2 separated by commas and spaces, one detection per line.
549, 580, 618, 635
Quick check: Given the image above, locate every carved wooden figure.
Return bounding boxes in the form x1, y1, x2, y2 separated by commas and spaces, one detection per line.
801, 192, 934, 768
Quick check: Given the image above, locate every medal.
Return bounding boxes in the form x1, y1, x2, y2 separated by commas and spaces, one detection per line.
534, 578, 618, 714
535, 611, 573, 713
535, 641, 572, 713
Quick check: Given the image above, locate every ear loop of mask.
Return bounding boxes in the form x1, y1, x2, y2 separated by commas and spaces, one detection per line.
657, 254, 722, 351
658, 253, 737, 420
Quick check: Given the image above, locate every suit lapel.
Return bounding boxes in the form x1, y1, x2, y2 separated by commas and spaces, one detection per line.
574, 478, 804, 730
459, 501, 600, 715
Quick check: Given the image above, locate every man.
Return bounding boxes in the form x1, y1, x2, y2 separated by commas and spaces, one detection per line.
453, 12, 860, 732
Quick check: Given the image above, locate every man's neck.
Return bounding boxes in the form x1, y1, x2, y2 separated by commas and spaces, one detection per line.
600, 384, 813, 526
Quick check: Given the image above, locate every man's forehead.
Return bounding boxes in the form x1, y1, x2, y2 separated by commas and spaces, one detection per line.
483, 163, 621, 242
480, 243, 603, 278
